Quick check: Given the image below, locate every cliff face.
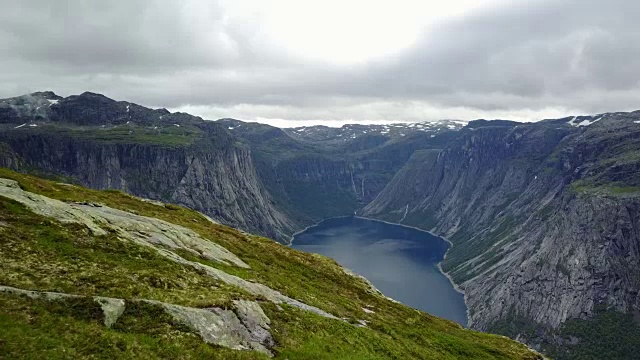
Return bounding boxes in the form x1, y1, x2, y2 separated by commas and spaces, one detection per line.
0, 91, 299, 240
0, 92, 460, 241
363, 114, 640, 351
219, 119, 449, 230
0, 131, 294, 242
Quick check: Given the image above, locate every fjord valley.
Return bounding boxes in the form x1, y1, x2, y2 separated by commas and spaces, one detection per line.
1, 90, 640, 359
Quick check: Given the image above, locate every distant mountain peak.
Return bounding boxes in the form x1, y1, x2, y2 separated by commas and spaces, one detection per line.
30, 91, 62, 100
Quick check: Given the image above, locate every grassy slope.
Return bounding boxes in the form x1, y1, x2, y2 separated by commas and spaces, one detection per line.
2, 123, 202, 147
0, 168, 540, 359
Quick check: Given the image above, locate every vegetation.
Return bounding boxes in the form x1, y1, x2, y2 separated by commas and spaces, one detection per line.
444, 217, 519, 283
6, 123, 201, 147
0, 294, 261, 360
547, 307, 640, 360
570, 180, 640, 195
489, 305, 640, 360
0, 168, 540, 359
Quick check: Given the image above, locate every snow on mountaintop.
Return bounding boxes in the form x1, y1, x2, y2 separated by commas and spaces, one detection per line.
284, 120, 466, 142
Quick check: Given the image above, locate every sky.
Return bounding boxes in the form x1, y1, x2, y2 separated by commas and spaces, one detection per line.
1, 0, 639, 127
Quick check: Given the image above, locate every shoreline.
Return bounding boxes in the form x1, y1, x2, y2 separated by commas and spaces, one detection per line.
289, 214, 471, 327
287, 215, 349, 246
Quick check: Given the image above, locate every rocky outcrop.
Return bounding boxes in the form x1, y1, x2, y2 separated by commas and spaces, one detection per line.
0, 178, 249, 268
0, 177, 337, 320
0, 143, 21, 169
363, 115, 640, 339
147, 299, 275, 356
0, 285, 275, 356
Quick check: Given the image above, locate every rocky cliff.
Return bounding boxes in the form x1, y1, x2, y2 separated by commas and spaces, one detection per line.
0, 92, 455, 241
0, 92, 295, 241
220, 118, 454, 229
363, 114, 640, 357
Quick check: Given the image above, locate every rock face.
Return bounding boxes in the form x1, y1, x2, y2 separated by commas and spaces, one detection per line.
219, 118, 452, 229
363, 114, 640, 344
149, 300, 275, 356
0, 92, 296, 241
0, 92, 461, 241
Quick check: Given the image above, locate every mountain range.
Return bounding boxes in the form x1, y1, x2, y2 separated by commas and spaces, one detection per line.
1, 91, 639, 359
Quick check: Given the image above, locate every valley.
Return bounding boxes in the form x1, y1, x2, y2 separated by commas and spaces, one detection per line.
1, 91, 639, 358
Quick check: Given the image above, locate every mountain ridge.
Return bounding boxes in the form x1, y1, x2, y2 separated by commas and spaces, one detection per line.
2, 90, 640, 358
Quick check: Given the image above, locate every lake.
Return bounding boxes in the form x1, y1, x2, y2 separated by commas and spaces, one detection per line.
291, 216, 468, 325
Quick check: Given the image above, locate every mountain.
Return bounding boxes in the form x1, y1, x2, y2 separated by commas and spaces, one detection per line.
0, 91, 298, 241
0, 168, 541, 359
2, 90, 639, 358
363, 113, 640, 358
218, 118, 460, 229
0, 92, 463, 242
283, 120, 466, 143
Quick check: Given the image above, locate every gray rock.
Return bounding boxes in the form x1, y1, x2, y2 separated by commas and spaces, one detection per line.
0, 286, 125, 329
1, 285, 276, 357
0, 178, 248, 268
0, 179, 339, 321
94, 297, 126, 328
146, 300, 275, 357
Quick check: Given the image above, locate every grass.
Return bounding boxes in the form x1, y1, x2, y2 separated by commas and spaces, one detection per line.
0, 196, 254, 308
0, 168, 541, 359
7, 123, 201, 147
570, 180, 640, 195
0, 293, 263, 360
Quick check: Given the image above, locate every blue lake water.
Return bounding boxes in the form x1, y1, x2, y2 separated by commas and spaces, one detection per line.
291, 216, 468, 325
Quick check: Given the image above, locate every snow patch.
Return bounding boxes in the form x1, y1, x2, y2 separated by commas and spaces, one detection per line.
174, 124, 180, 127
568, 116, 579, 127
569, 116, 603, 127
47, 99, 58, 105
362, 307, 375, 314
29, 124, 37, 127
579, 117, 602, 126
14, 123, 26, 129
634, 121, 640, 124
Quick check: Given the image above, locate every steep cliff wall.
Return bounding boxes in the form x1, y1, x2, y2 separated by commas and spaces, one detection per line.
363, 114, 640, 353
220, 119, 449, 230
0, 130, 295, 241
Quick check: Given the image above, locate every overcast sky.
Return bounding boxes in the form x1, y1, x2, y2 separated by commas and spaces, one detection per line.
1, 0, 639, 127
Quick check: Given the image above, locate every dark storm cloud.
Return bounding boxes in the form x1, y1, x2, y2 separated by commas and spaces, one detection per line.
0, 0, 639, 122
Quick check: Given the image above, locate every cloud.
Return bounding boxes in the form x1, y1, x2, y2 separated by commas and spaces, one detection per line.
0, 0, 639, 125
